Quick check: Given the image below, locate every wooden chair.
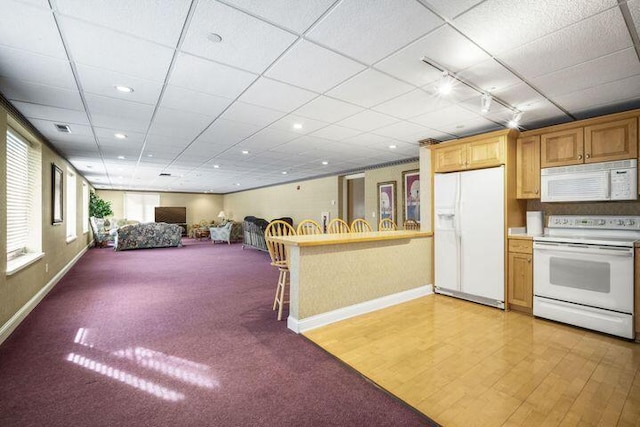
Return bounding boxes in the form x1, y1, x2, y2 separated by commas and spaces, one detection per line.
265, 220, 296, 321
327, 218, 350, 234
296, 219, 323, 235
404, 219, 420, 230
379, 218, 397, 231
350, 218, 372, 233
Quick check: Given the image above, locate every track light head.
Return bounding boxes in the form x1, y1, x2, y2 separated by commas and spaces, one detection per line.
480, 93, 492, 114
508, 111, 523, 128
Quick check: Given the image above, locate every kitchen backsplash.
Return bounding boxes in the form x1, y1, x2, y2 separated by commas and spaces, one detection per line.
527, 200, 640, 226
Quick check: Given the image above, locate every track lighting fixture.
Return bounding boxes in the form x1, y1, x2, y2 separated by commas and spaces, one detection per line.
480, 93, 492, 114
508, 111, 523, 128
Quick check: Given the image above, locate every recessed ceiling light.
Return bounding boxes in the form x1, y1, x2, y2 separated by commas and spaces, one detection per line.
147, 154, 153, 157
293, 123, 303, 130
235, 183, 241, 186
114, 85, 134, 93
117, 155, 125, 159
322, 161, 328, 165
282, 171, 288, 175
389, 144, 397, 149
114, 133, 127, 139
241, 150, 249, 154
207, 33, 223, 43
213, 164, 220, 169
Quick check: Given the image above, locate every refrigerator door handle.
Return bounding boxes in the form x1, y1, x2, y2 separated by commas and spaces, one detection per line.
455, 176, 462, 291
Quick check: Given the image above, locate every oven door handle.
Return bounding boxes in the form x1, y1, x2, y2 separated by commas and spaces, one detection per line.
534, 242, 633, 257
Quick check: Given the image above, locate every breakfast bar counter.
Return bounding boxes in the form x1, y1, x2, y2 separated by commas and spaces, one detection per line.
269, 230, 433, 333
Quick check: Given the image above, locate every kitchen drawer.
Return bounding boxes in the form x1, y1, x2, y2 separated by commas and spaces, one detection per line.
508, 239, 533, 254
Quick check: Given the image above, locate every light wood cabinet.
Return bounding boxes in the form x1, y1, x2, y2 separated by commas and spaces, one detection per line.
540, 128, 583, 168
516, 136, 540, 199
433, 135, 505, 173
584, 117, 637, 163
540, 118, 637, 168
434, 144, 466, 173
507, 238, 533, 314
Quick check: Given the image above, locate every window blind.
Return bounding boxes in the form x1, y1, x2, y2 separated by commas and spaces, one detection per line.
82, 182, 89, 233
6, 131, 30, 259
66, 170, 77, 239
124, 193, 160, 223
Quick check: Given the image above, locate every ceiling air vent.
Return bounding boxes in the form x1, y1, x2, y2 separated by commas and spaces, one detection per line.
159, 173, 172, 177
55, 123, 71, 133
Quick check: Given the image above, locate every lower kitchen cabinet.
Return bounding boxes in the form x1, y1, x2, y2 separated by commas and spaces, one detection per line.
508, 237, 533, 314
635, 248, 640, 342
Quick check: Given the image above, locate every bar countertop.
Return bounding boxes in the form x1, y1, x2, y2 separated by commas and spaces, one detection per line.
268, 230, 433, 247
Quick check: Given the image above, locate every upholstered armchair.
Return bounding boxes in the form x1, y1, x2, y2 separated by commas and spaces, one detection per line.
210, 222, 233, 245
89, 217, 114, 247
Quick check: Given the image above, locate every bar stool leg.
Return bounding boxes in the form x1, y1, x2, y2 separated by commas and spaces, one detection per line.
276, 268, 288, 321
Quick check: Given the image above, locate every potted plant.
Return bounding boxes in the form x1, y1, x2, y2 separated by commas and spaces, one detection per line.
89, 191, 113, 224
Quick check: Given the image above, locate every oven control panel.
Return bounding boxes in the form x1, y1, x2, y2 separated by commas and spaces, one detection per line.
548, 215, 640, 230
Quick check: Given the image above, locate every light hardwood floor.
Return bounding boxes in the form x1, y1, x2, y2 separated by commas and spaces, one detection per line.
304, 295, 640, 427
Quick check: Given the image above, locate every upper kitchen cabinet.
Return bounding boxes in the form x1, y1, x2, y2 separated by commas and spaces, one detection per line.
540, 128, 583, 168
516, 135, 540, 199
584, 118, 637, 163
538, 114, 638, 168
433, 131, 510, 173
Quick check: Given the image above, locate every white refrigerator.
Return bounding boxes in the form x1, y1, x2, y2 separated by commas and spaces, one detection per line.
434, 165, 505, 308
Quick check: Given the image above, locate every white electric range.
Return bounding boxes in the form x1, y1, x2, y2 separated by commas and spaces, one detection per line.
533, 215, 640, 339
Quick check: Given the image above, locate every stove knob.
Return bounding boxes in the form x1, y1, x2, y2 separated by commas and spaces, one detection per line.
618, 219, 625, 226
626, 219, 635, 226
598, 219, 606, 225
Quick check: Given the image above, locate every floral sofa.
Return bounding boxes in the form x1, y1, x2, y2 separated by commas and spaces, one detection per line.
114, 222, 183, 251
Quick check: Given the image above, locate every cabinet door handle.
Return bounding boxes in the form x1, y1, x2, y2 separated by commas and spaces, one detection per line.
535, 189, 539, 194
528, 258, 532, 263
585, 153, 591, 159
578, 154, 583, 160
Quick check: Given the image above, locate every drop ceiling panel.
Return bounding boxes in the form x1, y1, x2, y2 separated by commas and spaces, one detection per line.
372, 89, 446, 120
375, 51, 444, 87
56, 0, 191, 47
630, 0, 640, 34
238, 77, 317, 112
327, 69, 414, 108
220, 101, 286, 127
310, 124, 362, 141
0, 77, 83, 110
60, 17, 175, 82
453, 0, 617, 54
0, 1, 67, 58
307, 0, 443, 64
531, 48, 640, 97
94, 127, 145, 146
499, 7, 631, 79
222, 0, 335, 33
409, 104, 482, 128
424, 0, 485, 20
28, 118, 93, 142
455, 58, 523, 92
15, 101, 90, 125
554, 75, 640, 115
169, 53, 257, 98
194, 118, 262, 147
239, 128, 300, 149
266, 40, 366, 92
147, 106, 213, 141
372, 121, 433, 143
268, 114, 329, 134
76, 64, 163, 105
434, 116, 501, 136
182, 0, 297, 74
294, 96, 363, 122
0, 47, 75, 89
337, 110, 399, 132
160, 84, 233, 118
84, 93, 155, 133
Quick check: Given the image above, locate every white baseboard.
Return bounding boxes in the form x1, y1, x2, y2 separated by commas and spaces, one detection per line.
0, 245, 89, 346
287, 284, 433, 334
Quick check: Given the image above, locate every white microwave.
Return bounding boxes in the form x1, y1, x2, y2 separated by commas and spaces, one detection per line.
541, 159, 637, 202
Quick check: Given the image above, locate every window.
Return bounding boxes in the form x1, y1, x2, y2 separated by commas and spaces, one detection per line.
124, 192, 159, 223
82, 182, 89, 234
6, 129, 42, 273
66, 169, 77, 241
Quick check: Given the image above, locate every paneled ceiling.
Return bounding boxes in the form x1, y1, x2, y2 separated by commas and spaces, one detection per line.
1, 0, 640, 193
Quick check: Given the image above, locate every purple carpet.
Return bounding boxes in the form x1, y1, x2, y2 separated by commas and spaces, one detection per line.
0, 239, 435, 426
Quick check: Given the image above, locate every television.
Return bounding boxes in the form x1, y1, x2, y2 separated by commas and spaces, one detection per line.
154, 207, 186, 224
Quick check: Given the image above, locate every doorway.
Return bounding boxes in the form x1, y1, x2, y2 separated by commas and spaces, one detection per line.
346, 174, 365, 224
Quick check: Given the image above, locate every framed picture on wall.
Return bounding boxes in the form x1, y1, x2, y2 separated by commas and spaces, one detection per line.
402, 169, 420, 223
52, 163, 63, 224
377, 181, 396, 223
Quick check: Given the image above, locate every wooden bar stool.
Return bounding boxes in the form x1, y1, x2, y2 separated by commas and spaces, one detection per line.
265, 220, 296, 321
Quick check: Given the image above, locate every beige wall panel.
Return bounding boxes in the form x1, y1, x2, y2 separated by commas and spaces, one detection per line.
292, 237, 431, 319
223, 176, 339, 224
364, 161, 419, 230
